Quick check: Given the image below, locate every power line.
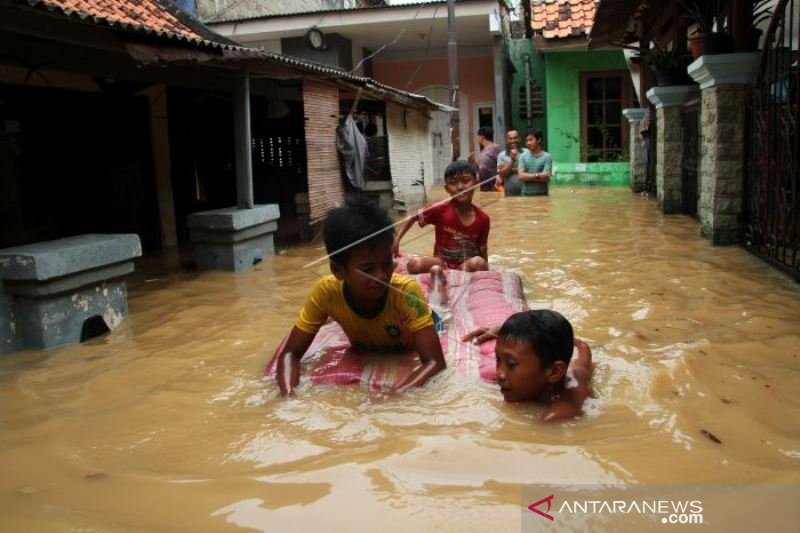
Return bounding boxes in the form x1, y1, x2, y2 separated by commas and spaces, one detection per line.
350, 2, 426, 75
404, 3, 441, 90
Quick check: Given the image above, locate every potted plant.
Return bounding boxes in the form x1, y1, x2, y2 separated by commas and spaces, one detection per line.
644, 42, 690, 86
681, 0, 732, 58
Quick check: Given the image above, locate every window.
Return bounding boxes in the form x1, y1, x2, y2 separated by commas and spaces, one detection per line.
580, 71, 634, 162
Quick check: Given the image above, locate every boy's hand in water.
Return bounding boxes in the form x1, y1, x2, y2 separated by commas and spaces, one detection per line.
462, 325, 500, 344
275, 327, 315, 396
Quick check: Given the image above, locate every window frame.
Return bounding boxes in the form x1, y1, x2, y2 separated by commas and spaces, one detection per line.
579, 70, 634, 162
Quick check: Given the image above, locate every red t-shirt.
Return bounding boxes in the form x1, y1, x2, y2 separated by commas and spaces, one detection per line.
417, 201, 490, 269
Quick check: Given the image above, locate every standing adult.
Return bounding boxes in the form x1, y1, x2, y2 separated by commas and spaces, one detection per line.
496, 129, 529, 196
518, 128, 553, 196
470, 127, 502, 191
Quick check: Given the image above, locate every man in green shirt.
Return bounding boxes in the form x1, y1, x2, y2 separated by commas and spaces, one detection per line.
518, 129, 553, 196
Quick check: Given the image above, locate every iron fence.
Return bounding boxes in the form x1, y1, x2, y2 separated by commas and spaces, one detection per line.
745, 0, 800, 280
681, 98, 700, 218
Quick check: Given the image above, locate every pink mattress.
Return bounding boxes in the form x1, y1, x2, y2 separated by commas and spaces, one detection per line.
265, 269, 527, 390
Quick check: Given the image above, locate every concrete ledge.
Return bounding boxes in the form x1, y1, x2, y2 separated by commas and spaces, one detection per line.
188, 205, 281, 272
189, 221, 278, 244
0, 234, 141, 353
14, 281, 128, 350
3, 262, 134, 297
187, 204, 280, 232
622, 108, 647, 123
363, 180, 393, 192
646, 85, 697, 109
0, 234, 141, 281
0, 283, 19, 354
688, 52, 759, 90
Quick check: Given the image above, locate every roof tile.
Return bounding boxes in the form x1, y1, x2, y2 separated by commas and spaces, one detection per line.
27, 0, 225, 46
531, 0, 598, 40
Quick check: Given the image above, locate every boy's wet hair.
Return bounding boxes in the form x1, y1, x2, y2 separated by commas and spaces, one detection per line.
323, 198, 395, 266
444, 159, 477, 180
498, 310, 574, 368
526, 128, 544, 142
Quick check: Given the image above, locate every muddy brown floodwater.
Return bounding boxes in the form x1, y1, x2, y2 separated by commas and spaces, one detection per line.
1, 188, 799, 531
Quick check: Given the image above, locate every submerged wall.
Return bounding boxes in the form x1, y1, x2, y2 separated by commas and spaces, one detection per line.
551, 162, 630, 187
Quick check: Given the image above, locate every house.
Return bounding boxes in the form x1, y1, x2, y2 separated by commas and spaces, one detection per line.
589, 0, 798, 281
506, 0, 632, 187
0, 0, 446, 251
0, 0, 446, 353
199, 0, 510, 194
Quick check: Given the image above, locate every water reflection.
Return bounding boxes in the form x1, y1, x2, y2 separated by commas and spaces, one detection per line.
1, 189, 799, 530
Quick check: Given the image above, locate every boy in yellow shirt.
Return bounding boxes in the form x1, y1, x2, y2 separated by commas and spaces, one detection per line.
276, 200, 446, 396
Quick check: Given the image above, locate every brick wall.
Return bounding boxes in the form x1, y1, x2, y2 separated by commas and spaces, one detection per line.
303, 78, 344, 224
386, 102, 433, 210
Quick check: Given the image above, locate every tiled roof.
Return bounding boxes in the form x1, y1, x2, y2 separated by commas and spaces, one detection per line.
531, 0, 598, 40
25, 0, 241, 49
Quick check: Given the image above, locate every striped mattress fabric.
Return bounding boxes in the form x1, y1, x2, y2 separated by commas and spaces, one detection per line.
265, 269, 528, 391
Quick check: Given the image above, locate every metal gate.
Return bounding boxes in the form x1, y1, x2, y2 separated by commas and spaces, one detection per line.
745, 0, 800, 279
645, 104, 657, 195
681, 98, 700, 217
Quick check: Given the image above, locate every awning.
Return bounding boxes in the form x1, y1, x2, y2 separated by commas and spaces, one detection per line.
588, 0, 644, 49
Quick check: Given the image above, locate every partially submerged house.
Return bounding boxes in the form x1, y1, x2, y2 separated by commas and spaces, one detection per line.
0, 0, 446, 250
589, 0, 798, 281
506, 0, 633, 186
200, 0, 510, 189
0, 0, 446, 353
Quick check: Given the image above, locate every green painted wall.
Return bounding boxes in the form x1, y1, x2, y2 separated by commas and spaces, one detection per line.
507, 39, 547, 140
552, 162, 630, 187
543, 50, 628, 164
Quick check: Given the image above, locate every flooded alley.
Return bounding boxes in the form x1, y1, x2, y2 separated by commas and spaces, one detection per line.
1, 188, 799, 531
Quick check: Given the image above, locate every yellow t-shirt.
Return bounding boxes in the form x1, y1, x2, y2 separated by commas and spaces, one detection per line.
295, 273, 434, 352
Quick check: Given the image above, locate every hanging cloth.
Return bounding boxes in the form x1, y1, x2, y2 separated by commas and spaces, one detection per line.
336, 114, 368, 190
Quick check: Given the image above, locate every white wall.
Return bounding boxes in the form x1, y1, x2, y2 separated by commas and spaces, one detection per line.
386, 102, 433, 210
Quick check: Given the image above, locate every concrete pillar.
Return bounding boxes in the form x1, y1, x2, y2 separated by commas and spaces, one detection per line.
622, 108, 647, 193
688, 53, 759, 245
141, 84, 178, 248
492, 34, 507, 146
646, 86, 697, 214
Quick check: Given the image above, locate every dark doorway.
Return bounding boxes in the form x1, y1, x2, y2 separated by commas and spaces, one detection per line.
167, 88, 237, 244
0, 85, 160, 249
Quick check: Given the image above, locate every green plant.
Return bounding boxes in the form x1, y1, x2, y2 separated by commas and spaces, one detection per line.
643, 42, 682, 70
679, 0, 731, 34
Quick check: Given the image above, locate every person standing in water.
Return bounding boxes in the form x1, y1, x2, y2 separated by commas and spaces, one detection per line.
518, 128, 553, 196
496, 129, 529, 196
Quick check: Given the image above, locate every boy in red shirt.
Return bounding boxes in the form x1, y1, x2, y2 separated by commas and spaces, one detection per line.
392, 160, 490, 304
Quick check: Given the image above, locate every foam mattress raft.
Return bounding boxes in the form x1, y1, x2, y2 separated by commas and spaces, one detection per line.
265, 270, 528, 390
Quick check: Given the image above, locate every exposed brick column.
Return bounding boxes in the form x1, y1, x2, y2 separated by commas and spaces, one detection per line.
622, 108, 647, 193
688, 53, 759, 245
646, 86, 697, 214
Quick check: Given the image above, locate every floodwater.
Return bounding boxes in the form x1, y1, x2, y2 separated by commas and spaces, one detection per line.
1, 188, 799, 532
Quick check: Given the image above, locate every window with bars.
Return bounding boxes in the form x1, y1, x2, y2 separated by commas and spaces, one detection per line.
251, 136, 304, 169
518, 80, 544, 119
580, 71, 633, 162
